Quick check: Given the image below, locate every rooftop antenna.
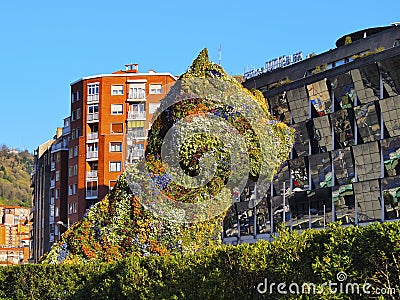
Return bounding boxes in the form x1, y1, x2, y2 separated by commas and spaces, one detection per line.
218, 44, 222, 65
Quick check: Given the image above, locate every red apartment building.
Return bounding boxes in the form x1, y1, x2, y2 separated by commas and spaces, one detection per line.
67, 64, 176, 224
32, 64, 176, 261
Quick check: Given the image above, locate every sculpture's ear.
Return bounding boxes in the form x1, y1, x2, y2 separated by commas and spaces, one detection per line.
181, 48, 210, 78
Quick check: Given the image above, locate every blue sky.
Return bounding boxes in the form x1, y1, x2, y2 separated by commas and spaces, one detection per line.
1, 0, 399, 152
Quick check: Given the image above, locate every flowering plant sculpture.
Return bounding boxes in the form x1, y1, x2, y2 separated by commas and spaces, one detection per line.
42, 49, 293, 264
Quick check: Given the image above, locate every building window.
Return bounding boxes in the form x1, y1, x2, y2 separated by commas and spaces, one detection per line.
111, 85, 124, 95
88, 104, 99, 114
73, 183, 78, 194
71, 110, 77, 121
109, 161, 122, 172
69, 165, 78, 177
149, 84, 162, 94
111, 104, 124, 115
110, 142, 122, 152
129, 83, 146, 99
71, 93, 75, 103
68, 185, 73, 196
76, 90, 80, 101
68, 203, 77, 214
55, 206, 59, 218
73, 146, 78, 157
55, 189, 59, 199
55, 171, 60, 182
69, 148, 73, 158
76, 108, 81, 119
86, 181, 98, 198
71, 128, 80, 140
88, 83, 99, 95
111, 123, 123, 134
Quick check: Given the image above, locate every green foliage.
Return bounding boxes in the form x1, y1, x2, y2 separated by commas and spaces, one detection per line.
352, 47, 385, 60
4, 221, 400, 299
311, 63, 328, 75
250, 88, 269, 114
0, 144, 33, 207
42, 171, 224, 264
267, 78, 293, 90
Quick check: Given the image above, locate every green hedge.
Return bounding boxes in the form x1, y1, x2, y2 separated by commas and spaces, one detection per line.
1, 221, 400, 299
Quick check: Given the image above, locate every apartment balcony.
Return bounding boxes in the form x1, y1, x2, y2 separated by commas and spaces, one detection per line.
86, 151, 98, 161
128, 91, 146, 102
87, 94, 99, 104
86, 189, 98, 199
131, 149, 145, 159
50, 179, 55, 188
86, 132, 99, 142
127, 111, 146, 120
87, 113, 99, 123
128, 130, 147, 139
50, 162, 56, 171
62, 125, 70, 136
86, 171, 98, 180
51, 141, 68, 152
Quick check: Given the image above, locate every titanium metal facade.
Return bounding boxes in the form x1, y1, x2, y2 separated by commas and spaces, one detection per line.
223, 25, 400, 244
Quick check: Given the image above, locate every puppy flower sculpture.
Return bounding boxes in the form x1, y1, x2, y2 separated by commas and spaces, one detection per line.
42, 49, 294, 264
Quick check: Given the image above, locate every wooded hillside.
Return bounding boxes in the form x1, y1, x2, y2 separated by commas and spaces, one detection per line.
0, 145, 33, 207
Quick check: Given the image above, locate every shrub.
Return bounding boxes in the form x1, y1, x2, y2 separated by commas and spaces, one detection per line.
2, 221, 400, 299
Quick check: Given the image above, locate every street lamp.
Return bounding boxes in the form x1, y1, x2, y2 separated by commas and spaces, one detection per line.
56, 220, 70, 228
56, 220, 69, 240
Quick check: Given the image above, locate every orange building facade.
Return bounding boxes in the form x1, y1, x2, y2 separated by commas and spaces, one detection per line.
66, 64, 176, 224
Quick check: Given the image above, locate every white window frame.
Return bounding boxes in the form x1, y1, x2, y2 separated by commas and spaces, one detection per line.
109, 161, 122, 172
88, 83, 99, 95
129, 83, 146, 99
111, 85, 124, 95
111, 104, 124, 115
111, 123, 124, 134
149, 84, 162, 94
110, 142, 122, 152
